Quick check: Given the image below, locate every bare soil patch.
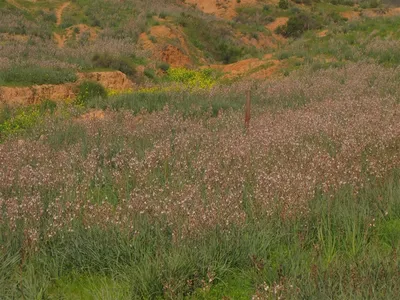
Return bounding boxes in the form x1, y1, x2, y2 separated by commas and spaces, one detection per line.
56, 2, 71, 26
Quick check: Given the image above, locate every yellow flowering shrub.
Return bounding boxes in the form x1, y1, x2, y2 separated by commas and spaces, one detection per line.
106, 68, 216, 97
166, 68, 215, 89
0, 108, 41, 140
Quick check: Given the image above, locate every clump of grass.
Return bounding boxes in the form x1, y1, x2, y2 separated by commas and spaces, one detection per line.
75, 81, 107, 106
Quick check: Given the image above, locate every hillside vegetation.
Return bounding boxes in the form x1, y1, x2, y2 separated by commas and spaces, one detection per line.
1, 0, 400, 87
2, 0, 400, 299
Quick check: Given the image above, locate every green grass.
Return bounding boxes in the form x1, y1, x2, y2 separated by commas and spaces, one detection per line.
0, 66, 77, 86
47, 273, 131, 300
2, 67, 400, 298
2, 170, 400, 299
276, 16, 400, 71
86, 90, 246, 118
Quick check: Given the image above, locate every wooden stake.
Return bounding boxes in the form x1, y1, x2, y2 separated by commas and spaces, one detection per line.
245, 89, 251, 132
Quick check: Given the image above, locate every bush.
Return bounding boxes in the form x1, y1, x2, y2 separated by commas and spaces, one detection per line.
144, 68, 156, 79
218, 42, 244, 64
76, 81, 107, 106
277, 12, 323, 38
159, 12, 167, 19
41, 11, 57, 23
92, 53, 136, 77
158, 62, 170, 72
279, 0, 289, 9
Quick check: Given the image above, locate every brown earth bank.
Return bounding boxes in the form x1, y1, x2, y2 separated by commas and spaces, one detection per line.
266, 17, 288, 43
139, 25, 193, 67
56, 2, 71, 26
340, 7, 400, 20
0, 71, 134, 106
207, 54, 281, 79
183, 0, 274, 19
78, 71, 134, 90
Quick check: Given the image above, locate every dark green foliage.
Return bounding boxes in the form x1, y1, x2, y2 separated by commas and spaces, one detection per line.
159, 11, 167, 19
144, 68, 156, 79
218, 41, 246, 64
279, 0, 289, 9
76, 81, 107, 106
92, 53, 137, 76
329, 0, 356, 5
158, 62, 170, 72
40, 11, 57, 23
292, 0, 312, 5
276, 12, 323, 38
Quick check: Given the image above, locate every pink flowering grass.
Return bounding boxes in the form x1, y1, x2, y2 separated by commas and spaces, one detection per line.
1, 63, 400, 298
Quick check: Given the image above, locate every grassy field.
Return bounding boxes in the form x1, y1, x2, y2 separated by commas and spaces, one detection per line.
2, 0, 400, 299
2, 62, 400, 298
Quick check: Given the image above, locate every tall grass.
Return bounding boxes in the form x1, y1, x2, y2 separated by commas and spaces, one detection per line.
1, 172, 400, 299
1, 63, 400, 298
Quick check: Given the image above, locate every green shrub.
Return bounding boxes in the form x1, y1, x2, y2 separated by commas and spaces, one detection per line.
279, 0, 289, 9
144, 68, 156, 79
158, 62, 170, 72
76, 81, 107, 106
159, 12, 167, 19
92, 53, 136, 76
41, 11, 57, 23
218, 42, 244, 64
277, 12, 323, 38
